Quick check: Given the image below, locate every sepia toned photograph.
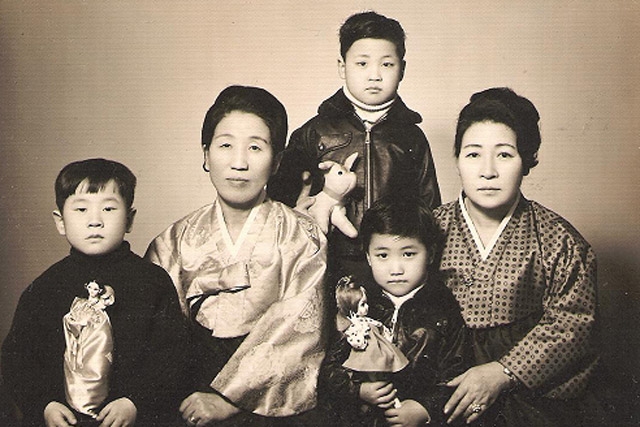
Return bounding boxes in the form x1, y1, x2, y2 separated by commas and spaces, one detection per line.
1, 1, 638, 426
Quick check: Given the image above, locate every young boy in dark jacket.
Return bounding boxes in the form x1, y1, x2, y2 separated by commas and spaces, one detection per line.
1, 158, 187, 426
319, 196, 469, 426
268, 11, 440, 281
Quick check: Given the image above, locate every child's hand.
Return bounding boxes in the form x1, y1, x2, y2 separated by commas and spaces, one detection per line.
294, 171, 316, 216
96, 397, 137, 426
44, 401, 77, 427
359, 381, 398, 408
384, 399, 430, 427
180, 391, 240, 426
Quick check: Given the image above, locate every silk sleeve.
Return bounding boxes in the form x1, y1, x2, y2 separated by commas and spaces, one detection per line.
499, 231, 598, 397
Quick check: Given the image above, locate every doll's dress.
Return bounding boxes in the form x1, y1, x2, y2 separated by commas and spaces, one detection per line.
342, 315, 408, 373
62, 284, 114, 418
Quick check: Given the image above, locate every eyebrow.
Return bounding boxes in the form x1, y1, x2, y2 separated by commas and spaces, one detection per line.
213, 133, 271, 145
461, 142, 517, 149
371, 245, 419, 251
69, 195, 122, 203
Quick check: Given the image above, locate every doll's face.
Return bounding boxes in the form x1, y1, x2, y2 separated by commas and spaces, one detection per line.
86, 281, 101, 298
357, 291, 369, 316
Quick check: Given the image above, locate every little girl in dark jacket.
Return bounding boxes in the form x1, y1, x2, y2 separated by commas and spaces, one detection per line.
318, 196, 471, 426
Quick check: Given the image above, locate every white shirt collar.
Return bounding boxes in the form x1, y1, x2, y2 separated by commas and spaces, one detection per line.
342, 86, 395, 123
383, 284, 424, 309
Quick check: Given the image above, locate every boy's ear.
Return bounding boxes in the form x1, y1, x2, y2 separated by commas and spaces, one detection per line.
126, 208, 137, 233
52, 210, 66, 236
400, 60, 406, 81
337, 58, 346, 80
365, 252, 371, 266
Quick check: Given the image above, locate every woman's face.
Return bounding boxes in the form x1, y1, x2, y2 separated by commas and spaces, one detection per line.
457, 121, 523, 218
204, 111, 274, 212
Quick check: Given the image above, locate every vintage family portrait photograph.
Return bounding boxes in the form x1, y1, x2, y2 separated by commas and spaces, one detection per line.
0, 1, 638, 426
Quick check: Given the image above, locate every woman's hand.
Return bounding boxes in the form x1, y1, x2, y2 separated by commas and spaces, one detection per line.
384, 399, 430, 427
444, 361, 512, 424
180, 392, 240, 426
359, 381, 398, 409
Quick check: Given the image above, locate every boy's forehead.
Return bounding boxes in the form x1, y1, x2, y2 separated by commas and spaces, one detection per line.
69, 179, 123, 200
346, 38, 400, 57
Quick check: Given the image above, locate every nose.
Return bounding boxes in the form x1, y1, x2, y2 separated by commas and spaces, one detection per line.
230, 147, 248, 170
480, 156, 498, 179
88, 211, 104, 228
368, 66, 382, 81
389, 259, 404, 276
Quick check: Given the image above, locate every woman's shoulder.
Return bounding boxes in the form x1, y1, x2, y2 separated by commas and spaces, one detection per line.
527, 199, 593, 251
433, 200, 459, 227
269, 199, 326, 250
151, 203, 215, 242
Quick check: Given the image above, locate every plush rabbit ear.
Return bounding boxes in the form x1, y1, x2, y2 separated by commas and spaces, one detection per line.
344, 152, 358, 170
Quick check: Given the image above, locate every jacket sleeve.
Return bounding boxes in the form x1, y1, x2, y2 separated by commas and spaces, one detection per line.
1, 284, 66, 421
318, 334, 362, 404
399, 294, 470, 425
115, 270, 190, 422
499, 233, 598, 398
268, 124, 321, 207
415, 130, 441, 210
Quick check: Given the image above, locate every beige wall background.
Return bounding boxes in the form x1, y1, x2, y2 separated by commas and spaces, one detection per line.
1, 0, 638, 416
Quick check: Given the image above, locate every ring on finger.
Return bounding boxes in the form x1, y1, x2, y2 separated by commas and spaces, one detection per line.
189, 415, 198, 425
470, 403, 483, 414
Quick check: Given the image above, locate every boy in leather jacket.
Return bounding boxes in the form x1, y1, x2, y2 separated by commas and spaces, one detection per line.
268, 11, 440, 281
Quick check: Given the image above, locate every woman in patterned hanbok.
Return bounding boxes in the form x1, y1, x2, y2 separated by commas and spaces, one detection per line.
145, 86, 327, 427
435, 88, 602, 426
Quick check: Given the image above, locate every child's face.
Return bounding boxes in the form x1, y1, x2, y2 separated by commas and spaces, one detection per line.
366, 234, 429, 297
54, 180, 133, 256
204, 111, 274, 212
339, 38, 404, 106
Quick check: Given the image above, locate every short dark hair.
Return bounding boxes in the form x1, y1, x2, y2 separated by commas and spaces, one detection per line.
454, 87, 541, 176
201, 85, 288, 155
339, 11, 406, 59
360, 195, 441, 258
55, 158, 137, 211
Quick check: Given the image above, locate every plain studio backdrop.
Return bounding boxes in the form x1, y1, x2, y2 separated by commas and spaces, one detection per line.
1, 0, 638, 422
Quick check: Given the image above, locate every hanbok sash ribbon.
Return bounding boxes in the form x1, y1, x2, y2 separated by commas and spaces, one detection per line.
187, 261, 251, 318
63, 282, 115, 418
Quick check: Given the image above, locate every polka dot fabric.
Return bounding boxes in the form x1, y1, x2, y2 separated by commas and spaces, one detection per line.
434, 197, 599, 398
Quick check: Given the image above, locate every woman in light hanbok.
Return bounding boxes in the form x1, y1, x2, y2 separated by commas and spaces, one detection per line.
436, 88, 602, 426
145, 86, 327, 427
